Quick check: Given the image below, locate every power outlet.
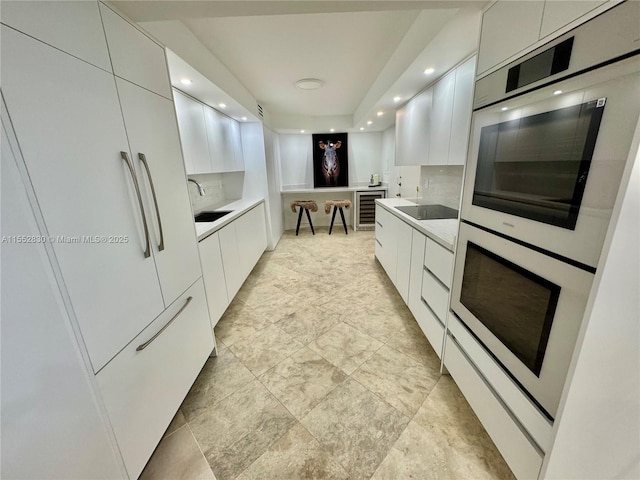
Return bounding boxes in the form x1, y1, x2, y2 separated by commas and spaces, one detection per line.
423, 178, 430, 190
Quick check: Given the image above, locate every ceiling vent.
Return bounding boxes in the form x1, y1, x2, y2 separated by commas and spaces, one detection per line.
257, 103, 264, 118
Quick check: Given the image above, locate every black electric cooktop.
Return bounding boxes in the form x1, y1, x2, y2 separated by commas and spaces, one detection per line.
395, 204, 459, 220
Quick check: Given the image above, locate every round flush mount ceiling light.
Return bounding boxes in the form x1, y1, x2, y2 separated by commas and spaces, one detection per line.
393, 96, 401, 103
330, 128, 335, 132
424, 68, 435, 75
377, 111, 384, 116
295, 78, 324, 90
180, 78, 192, 86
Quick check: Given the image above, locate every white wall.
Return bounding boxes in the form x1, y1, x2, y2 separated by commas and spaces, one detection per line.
542, 124, 640, 479
278, 132, 384, 188
263, 126, 284, 249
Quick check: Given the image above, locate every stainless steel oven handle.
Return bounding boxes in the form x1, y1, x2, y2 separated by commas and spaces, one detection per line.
136, 296, 193, 351
120, 151, 151, 258
138, 153, 165, 252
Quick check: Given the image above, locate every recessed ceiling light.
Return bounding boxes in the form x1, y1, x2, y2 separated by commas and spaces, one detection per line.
218, 103, 226, 109
424, 68, 435, 75
300, 129, 305, 133
501, 107, 508, 111
377, 111, 384, 116
360, 127, 365, 131
393, 96, 401, 103
367, 121, 373, 125
180, 78, 192, 86
553, 90, 562, 95
330, 128, 335, 132
241, 116, 247, 121
295, 78, 324, 90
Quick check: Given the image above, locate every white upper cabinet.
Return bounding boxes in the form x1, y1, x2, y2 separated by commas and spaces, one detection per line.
116, 78, 202, 306
539, 0, 606, 39
174, 91, 212, 174
395, 88, 432, 166
203, 105, 227, 172
477, 1, 545, 75
1, 25, 165, 372
448, 56, 476, 166
99, 3, 172, 99
176, 89, 245, 174
429, 71, 455, 165
395, 57, 475, 166
0, 0, 112, 72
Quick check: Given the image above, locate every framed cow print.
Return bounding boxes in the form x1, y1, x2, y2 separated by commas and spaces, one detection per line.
312, 133, 348, 188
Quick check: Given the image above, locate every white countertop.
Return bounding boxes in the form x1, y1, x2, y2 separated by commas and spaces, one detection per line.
194, 198, 265, 242
376, 198, 459, 252
281, 185, 387, 194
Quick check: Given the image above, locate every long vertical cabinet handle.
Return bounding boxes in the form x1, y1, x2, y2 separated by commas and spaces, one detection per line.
136, 296, 193, 351
120, 151, 151, 258
138, 153, 165, 252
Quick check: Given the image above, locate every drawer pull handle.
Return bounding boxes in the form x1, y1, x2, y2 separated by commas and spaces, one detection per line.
138, 153, 165, 252
136, 296, 193, 351
120, 151, 151, 258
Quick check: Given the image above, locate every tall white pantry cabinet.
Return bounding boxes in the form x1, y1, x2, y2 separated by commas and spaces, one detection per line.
1, 2, 215, 479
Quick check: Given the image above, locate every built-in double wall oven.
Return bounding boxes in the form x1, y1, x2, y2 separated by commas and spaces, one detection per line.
451, 1, 640, 420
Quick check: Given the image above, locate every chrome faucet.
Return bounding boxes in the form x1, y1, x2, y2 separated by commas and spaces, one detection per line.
188, 178, 206, 196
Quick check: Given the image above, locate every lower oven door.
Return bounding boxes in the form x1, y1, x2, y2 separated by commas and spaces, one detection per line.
451, 222, 594, 419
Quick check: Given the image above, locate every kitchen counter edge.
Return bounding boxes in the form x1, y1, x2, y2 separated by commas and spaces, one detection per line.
375, 198, 459, 252
195, 198, 265, 242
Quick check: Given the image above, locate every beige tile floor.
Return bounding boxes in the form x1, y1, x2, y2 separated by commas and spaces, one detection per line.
140, 227, 515, 480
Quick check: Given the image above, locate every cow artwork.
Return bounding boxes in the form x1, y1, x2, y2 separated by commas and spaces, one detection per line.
319, 140, 342, 186
312, 133, 348, 188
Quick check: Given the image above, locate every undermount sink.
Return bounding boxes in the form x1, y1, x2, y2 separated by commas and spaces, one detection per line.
194, 210, 233, 222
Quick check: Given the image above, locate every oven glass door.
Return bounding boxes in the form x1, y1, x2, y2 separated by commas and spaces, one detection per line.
461, 59, 640, 268
451, 222, 594, 418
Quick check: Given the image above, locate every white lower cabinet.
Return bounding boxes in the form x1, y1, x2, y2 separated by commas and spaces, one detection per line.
395, 220, 413, 302
444, 328, 545, 480
204, 202, 268, 312
97, 279, 213, 479
199, 231, 230, 327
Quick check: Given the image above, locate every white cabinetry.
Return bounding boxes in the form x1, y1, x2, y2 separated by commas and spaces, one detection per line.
218, 203, 268, 302
174, 89, 245, 174
0, 0, 112, 71
477, 0, 611, 76
1, 114, 123, 480
174, 91, 212, 174
477, 1, 545, 76
199, 231, 230, 327
377, 203, 455, 359
99, 3, 172, 99
1, 24, 165, 372
97, 281, 212, 479
2, 4, 213, 478
395, 58, 475, 166
539, 1, 606, 39
448, 56, 476, 165
429, 71, 455, 164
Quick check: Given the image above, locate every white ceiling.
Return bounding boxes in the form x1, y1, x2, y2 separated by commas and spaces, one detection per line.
112, 1, 486, 133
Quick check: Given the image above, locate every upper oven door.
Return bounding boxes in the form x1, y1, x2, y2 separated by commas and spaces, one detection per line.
451, 222, 594, 419
461, 59, 640, 268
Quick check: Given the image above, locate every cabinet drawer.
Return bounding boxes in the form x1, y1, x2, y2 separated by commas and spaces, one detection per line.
96, 279, 213, 479
414, 298, 445, 358
444, 334, 544, 480
421, 268, 449, 323
424, 237, 454, 288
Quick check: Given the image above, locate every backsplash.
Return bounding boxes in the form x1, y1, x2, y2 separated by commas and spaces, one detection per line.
419, 165, 464, 209
187, 172, 244, 214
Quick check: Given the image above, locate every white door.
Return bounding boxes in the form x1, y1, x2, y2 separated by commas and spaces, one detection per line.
235, 204, 267, 278
228, 117, 245, 171
429, 71, 455, 165
449, 56, 476, 166
1, 109, 124, 480
219, 221, 243, 301
199, 231, 230, 327
116, 78, 202, 306
203, 104, 227, 172
174, 91, 212, 174
99, 3, 172, 99
1, 26, 164, 372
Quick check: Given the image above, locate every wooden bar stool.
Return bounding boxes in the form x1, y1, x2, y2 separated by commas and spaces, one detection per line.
290, 200, 318, 235
324, 200, 352, 235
